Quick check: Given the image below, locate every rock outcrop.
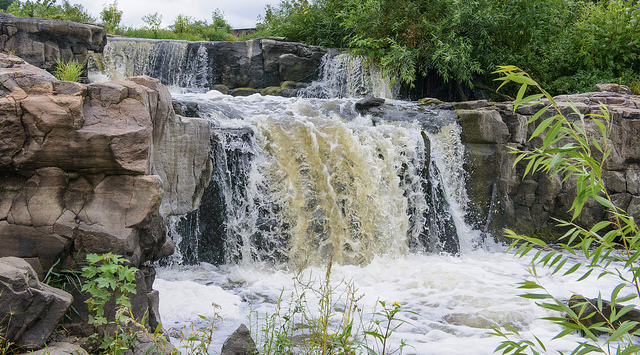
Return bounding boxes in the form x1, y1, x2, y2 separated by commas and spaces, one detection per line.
457, 87, 640, 239
0, 257, 73, 349
0, 53, 211, 335
0, 13, 106, 71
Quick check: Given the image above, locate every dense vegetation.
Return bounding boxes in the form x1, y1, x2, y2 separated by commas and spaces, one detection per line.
3, 0, 639, 97
254, 0, 640, 96
2, 0, 93, 22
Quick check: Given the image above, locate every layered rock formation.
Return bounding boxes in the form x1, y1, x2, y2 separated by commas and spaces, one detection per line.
0, 13, 106, 71
0, 53, 211, 338
457, 85, 640, 239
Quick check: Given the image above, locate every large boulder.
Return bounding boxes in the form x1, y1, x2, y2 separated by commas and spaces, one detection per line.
0, 13, 106, 71
0, 257, 73, 350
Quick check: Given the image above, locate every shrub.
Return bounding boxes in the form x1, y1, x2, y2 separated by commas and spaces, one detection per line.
100, 1, 122, 34
256, 0, 640, 96
5, 0, 94, 22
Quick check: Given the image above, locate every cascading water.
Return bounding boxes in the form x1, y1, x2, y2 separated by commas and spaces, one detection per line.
169, 93, 466, 268
299, 52, 399, 99
88, 40, 622, 354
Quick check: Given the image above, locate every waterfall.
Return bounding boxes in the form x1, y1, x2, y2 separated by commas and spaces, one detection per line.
89, 37, 192, 86
88, 38, 476, 266
168, 92, 472, 266
300, 52, 400, 99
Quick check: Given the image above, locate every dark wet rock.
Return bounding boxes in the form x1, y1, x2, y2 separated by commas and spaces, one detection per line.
220, 324, 258, 355
459, 89, 640, 241
355, 96, 385, 116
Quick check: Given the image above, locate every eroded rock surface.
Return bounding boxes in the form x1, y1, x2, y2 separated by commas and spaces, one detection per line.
0, 53, 210, 336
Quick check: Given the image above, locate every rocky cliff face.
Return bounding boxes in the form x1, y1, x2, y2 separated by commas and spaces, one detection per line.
0, 13, 106, 71
0, 53, 211, 337
457, 85, 640, 239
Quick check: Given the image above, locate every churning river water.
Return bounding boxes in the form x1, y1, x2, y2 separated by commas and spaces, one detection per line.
87, 41, 636, 354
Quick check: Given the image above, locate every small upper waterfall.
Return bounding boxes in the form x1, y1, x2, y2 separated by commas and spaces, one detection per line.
89, 38, 399, 99
299, 52, 400, 99
89, 38, 213, 88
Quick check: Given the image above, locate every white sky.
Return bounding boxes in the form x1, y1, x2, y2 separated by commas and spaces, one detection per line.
73, 0, 275, 29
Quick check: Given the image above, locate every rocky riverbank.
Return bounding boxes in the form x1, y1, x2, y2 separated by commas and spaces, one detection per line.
0, 51, 210, 349
455, 85, 640, 239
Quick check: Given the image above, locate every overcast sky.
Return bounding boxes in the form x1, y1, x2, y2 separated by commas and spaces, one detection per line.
75, 0, 275, 29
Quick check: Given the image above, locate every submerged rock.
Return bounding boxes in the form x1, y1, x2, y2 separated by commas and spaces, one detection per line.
355, 96, 385, 116
568, 295, 640, 336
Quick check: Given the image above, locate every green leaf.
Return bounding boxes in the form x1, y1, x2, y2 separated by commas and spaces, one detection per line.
530, 116, 555, 141
607, 321, 638, 342
515, 83, 528, 103
563, 263, 581, 276
520, 293, 554, 299
526, 105, 551, 125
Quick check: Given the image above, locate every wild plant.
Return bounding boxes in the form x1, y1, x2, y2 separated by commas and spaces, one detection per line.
362, 301, 415, 355
171, 303, 222, 355
490, 66, 640, 354
81, 253, 138, 355
52, 58, 86, 83
249, 257, 417, 355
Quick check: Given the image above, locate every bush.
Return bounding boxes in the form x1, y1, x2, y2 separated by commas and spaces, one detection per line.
52, 58, 85, 82
256, 0, 640, 96
5, 0, 94, 22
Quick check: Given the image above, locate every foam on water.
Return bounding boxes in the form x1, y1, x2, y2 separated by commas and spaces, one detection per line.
156, 249, 634, 354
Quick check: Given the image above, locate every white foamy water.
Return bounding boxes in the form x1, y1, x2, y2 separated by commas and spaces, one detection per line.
155, 248, 634, 354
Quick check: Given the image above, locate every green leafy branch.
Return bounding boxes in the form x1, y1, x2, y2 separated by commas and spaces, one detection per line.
491, 66, 640, 355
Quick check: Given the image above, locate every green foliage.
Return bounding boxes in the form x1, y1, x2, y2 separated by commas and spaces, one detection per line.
250, 260, 414, 354
81, 253, 138, 355
363, 301, 416, 355
0, 0, 15, 11
254, 0, 348, 47
172, 304, 222, 355
5, 0, 94, 22
100, 1, 122, 34
121, 9, 235, 42
52, 58, 85, 82
256, 0, 640, 95
142, 12, 162, 38
490, 66, 640, 354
